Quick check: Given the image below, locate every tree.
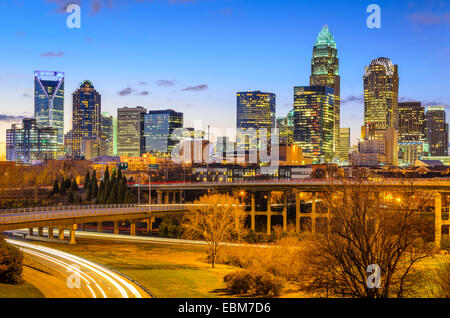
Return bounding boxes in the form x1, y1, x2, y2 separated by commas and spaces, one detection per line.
59, 178, 66, 195
301, 178, 433, 298
71, 179, 78, 192
104, 167, 110, 183
183, 194, 247, 268
84, 171, 90, 190
52, 179, 59, 195
91, 174, 98, 201
64, 177, 72, 190
97, 180, 105, 203
0, 236, 24, 284
67, 191, 75, 204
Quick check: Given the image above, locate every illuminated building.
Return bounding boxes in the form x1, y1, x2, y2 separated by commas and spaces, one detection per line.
143, 109, 183, 157
293, 86, 335, 163
310, 25, 340, 158
72, 80, 101, 158
6, 118, 58, 164
119, 154, 158, 171
236, 91, 276, 155
82, 137, 102, 160
113, 116, 118, 156
0, 142, 6, 161
64, 130, 74, 156
277, 109, 294, 145
117, 106, 147, 157
34, 71, 64, 144
398, 102, 427, 166
338, 127, 350, 162
426, 106, 448, 156
101, 112, 114, 157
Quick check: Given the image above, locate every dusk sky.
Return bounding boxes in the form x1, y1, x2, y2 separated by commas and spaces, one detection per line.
0, 0, 449, 146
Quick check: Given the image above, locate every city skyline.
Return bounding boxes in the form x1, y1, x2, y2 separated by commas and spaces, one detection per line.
0, 0, 449, 147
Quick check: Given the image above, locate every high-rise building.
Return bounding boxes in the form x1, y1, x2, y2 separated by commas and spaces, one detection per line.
6, 118, 58, 164
117, 106, 147, 157
100, 112, 114, 157
338, 127, 350, 162
293, 86, 335, 163
143, 109, 183, 157
310, 25, 340, 158
398, 102, 427, 165
34, 71, 64, 144
64, 130, 74, 156
426, 106, 448, 156
277, 109, 294, 145
113, 116, 118, 156
72, 80, 101, 158
236, 91, 275, 154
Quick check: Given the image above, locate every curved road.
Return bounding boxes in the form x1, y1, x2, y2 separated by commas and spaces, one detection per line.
6, 238, 150, 298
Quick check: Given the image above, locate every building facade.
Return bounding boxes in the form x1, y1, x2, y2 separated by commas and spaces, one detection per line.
72, 80, 101, 158
277, 109, 294, 145
143, 109, 183, 157
398, 102, 427, 166
426, 106, 448, 156
6, 118, 58, 164
100, 112, 114, 157
338, 127, 350, 162
293, 86, 335, 163
310, 25, 340, 158
117, 106, 147, 157
34, 71, 64, 144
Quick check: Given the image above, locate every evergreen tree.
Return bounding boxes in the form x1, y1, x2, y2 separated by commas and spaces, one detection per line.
52, 179, 59, 195
117, 168, 122, 181
91, 175, 98, 201
86, 182, 92, 201
59, 178, 66, 195
84, 171, 90, 189
76, 194, 83, 205
124, 190, 135, 204
104, 167, 110, 183
118, 180, 126, 203
68, 191, 74, 204
71, 179, 78, 192
64, 177, 72, 190
97, 180, 105, 203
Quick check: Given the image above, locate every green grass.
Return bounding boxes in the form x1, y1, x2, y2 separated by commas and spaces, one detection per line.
0, 282, 44, 298
36, 239, 236, 298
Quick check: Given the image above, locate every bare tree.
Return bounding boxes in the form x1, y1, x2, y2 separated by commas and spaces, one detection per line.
302, 178, 434, 298
183, 194, 247, 268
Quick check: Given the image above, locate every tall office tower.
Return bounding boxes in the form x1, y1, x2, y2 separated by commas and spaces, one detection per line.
117, 106, 147, 157
72, 81, 101, 158
277, 109, 294, 145
310, 25, 340, 158
64, 130, 74, 156
113, 116, 118, 156
100, 112, 114, 156
6, 118, 58, 164
426, 106, 448, 156
34, 71, 64, 144
143, 109, 183, 157
338, 127, 350, 162
398, 102, 427, 165
236, 91, 276, 154
293, 86, 335, 163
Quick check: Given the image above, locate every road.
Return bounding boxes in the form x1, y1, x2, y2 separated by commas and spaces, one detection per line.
5, 238, 150, 298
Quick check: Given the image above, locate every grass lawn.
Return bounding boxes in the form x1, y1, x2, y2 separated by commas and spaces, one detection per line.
36, 238, 237, 298
0, 281, 45, 298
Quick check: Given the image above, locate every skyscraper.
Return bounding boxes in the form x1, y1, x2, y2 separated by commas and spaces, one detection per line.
100, 112, 114, 157
277, 109, 294, 145
293, 86, 335, 163
310, 25, 340, 158
338, 127, 350, 162
398, 102, 426, 165
34, 71, 64, 144
426, 106, 448, 156
236, 91, 275, 154
72, 81, 101, 158
143, 109, 183, 157
117, 106, 147, 157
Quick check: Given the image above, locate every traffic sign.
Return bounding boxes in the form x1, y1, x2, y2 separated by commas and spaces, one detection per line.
148, 164, 159, 170
118, 162, 128, 170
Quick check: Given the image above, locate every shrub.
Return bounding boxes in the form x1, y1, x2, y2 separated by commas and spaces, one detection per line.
223, 268, 285, 297
440, 236, 450, 251
0, 237, 24, 284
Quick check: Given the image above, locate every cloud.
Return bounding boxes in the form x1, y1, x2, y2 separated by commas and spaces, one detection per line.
22, 93, 32, 98
181, 84, 208, 92
45, 0, 81, 13
41, 51, 64, 57
341, 95, 364, 105
118, 87, 133, 96
138, 90, 149, 96
156, 80, 175, 87
0, 114, 29, 123
408, 12, 450, 25
91, 0, 102, 14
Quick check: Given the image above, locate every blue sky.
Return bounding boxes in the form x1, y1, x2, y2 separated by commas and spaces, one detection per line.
0, 0, 449, 145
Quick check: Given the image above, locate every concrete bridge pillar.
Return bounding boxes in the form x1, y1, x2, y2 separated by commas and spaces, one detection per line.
38, 227, 43, 237
179, 190, 183, 203
282, 191, 288, 232
48, 227, 54, 239
266, 192, 272, 235
97, 221, 103, 233
157, 190, 162, 204
130, 221, 136, 236
114, 221, 119, 235
165, 192, 170, 205
58, 228, 65, 240
250, 193, 256, 231
295, 192, 301, 233
69, 224, 77, 245
435, 192, 442, 248
28, 228, 33, 236
311, 192, 317, 234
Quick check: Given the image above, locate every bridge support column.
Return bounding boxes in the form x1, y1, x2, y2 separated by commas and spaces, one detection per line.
157, 190, 162, 204
295, 192, 301, 233
266, 192, 272, 235
311, 192, 317, 234
165, 192, 169, 205
114, 221, 119, 235
48, 227, 54, 239
282, 191, 288, 232
130, 221, 136, 236
28, 228, 33, 236
69, 225, 77, 245
179, 190, 183, 203
435, 192, 442, 249
97, 222, 103, 233
58, 228, 65, 240
250, 193, 255, 231
38, 227, 43, 237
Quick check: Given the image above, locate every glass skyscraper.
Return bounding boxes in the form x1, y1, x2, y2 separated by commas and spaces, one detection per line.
143, 109, 183, 157
277, 109, 294, 145
34, 71, 64, 144
398, 102, 427, 165
117, 106, 147, 157
426, 106, 448, 156
101, 112, 114, 157
293, 86, 335, 163
72, 80, 101, 158
236, 91, 276, 154
310, 25, 340, 158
